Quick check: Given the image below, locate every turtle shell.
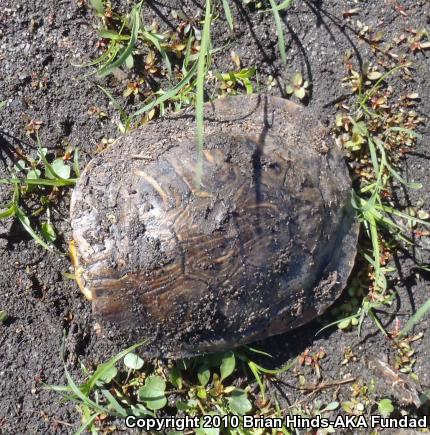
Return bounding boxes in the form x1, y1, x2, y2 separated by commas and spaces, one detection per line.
70, 95, 358, 358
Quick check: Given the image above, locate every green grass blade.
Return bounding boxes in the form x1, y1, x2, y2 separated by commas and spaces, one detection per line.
74, 411, 100, 435
400, 296, 430, 336
142, 30, 172, 79
367, 213, 382, 287
97, 84, 130, 130
268, 0, 287, 66
0, 100, 6, 110
101, 389, 128, 417
222, 0, 234, 31
378, 205, 430, 227
195, 0, 212, 187
316, 313, 360, 335
99, 29, 130, 41
385, 161, 422, 189
358, 65, 404, 110
97, 2, 141, 77
0, 204, 16, 219
0, 178, 75, 187
90, 0, 105, 16
86, 341, 147, 392
15, 205, 54, 252
276, 0, 293, 11
247, 361, 266, 400
132, 60, 198, 118
63, 367, 112, 415
72, 44, 119, 70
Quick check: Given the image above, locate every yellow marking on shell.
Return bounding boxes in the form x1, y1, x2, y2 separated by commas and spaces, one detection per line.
69, 240, 92, 301
136, 170, 169, 207
203, 149, 215, 163
246, 202, 280, 211
213, 249, 236, 264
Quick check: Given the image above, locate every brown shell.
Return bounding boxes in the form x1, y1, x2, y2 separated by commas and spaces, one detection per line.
70, 95, 359, 358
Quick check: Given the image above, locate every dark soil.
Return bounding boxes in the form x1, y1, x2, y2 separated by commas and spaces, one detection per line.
0, 0, 429, 434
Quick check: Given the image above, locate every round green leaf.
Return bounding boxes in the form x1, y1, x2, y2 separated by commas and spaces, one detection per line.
99, 365, 118, 383
197, 364, 210, 386
138, 376, 167, 410
220, 351, 235, 381
228, 388, 252, 415
170, 366, 183, 389
294, 86, 306, 100
378, 398, 394, 417
27, 169, 42, 180
41, 222, 57, 243
292, 72, 303, 86
46, 159, 71, 180
123, 352, 144, 370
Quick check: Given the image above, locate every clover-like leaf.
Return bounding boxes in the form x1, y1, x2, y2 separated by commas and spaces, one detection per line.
124, 352, 144, 370
41, 222, 57, 243
378, 398, 394, 417
46, 159, 71, 180
292, 72, 303, 86
220, 351, 235, 381
138, 376, 167, 410
14, 160, 28, 173
170, 366, 183, 389
294, 86, 306, 100
197, 364, 211, 387
98, 365, 118, 384
27, 169, 41, 180
227, 388, 252, 415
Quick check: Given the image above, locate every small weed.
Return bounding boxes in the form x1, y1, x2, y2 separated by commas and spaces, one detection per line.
286, 72, 309, 100
0, 134, 79, 252
268, 0, 291, 66
328, 58, 429, 337
216, 67, 256, 95
48, 344, 295, 434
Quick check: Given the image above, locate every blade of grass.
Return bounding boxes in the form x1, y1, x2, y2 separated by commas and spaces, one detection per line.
97, 2, 141, 77
142, 29, 172, 79
268, 0, 287, 66
90, 0, 105, 16
0, 204, 16, 219
15, 205, 55, 252
195, 0, 212, 187
63, 367, 112, 415
0, 178, 75, 187
86, 341, 147, 392
75, 409, 100, 435
97, 84, 131, 132
132, 61, 198, 118
400, 296, 430, 336
100, 389, 128, 417
222, 0, 234, 31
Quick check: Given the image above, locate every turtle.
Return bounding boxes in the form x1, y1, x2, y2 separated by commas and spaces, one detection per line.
70, 94, 359, 359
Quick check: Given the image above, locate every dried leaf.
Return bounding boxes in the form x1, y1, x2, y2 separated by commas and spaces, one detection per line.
367, 71, 383, 81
